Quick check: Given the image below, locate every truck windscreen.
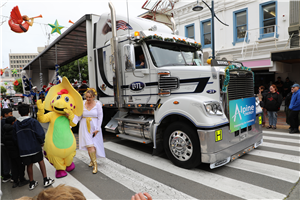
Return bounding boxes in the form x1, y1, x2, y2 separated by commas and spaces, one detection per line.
146, 41, 202, 67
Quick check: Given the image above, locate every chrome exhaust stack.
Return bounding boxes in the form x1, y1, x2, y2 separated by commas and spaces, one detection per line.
109, 1, 123, 109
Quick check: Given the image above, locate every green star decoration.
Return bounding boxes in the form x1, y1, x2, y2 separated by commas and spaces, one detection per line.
12, 69, 17, 74
48, 20, 64, 35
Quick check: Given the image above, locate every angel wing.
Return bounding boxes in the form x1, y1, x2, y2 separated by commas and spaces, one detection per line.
10, 6, 23, 24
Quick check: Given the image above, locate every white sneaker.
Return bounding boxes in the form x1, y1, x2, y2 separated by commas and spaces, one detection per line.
44, 177, 55, 187
29, 180, 38, 190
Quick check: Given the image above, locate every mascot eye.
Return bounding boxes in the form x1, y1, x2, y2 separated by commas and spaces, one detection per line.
65, 96, 69, 102
56, 95, 61, 100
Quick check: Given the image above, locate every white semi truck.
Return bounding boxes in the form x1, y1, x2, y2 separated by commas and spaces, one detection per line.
86, 2, 263, 169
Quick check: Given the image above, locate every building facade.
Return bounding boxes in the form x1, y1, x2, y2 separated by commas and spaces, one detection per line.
172, 0, 300, 92
9, 53, 38, 78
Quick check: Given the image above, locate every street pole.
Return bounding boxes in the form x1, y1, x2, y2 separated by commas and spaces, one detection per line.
193, 0, 229, 60
211, 0, 215, 59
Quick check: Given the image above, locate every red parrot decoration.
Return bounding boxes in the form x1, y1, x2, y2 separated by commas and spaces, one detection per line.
14, 80, 19, 86
8, 6, 42, 33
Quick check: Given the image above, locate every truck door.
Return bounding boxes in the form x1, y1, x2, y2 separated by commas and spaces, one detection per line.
124, 45, 151, 105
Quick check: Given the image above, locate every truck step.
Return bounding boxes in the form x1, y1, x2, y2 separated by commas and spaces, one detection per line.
116, 134, 152, 144
115, 117, 150, 125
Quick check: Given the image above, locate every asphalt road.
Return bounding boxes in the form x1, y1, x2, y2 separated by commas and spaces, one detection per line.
1, 111, 299, 200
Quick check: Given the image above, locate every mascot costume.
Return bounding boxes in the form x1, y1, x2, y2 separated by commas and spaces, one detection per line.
37, 77, 83, 178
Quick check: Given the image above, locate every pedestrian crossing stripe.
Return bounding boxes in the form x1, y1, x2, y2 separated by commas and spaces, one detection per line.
215, 129, 222, 142
104, 142, 286, 199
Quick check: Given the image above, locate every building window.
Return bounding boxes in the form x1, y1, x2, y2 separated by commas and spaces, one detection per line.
259, 1, 278, 39
5, 71, 9, 77
185, 23, 195, 39
200, 19, 212, 48
233, 9, 247, 45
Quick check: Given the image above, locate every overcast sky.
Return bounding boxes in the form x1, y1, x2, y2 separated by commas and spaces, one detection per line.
0, 0, 147, 69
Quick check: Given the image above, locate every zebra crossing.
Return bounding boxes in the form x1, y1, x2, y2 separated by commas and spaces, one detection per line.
2, 130, 299, 200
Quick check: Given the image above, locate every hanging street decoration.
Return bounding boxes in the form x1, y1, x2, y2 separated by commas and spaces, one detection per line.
48, 20, 64, 35
13, 80, 19, 86
12, 69, 18, 74
4, 82, 8, 85
0, 69, 4, 76
8, 6, 42, 33
55, 64, 61, 84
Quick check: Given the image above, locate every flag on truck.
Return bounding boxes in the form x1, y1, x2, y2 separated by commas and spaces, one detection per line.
102, 19, 132, 35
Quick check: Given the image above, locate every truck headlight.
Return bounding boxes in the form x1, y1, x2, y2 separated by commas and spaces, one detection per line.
204, 101, 223, 115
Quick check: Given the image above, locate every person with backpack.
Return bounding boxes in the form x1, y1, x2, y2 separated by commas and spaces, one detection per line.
263, 84, 283, 129
13, 104, 54, 190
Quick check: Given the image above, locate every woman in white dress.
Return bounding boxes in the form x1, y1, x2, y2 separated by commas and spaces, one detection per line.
73, 88, 105, 174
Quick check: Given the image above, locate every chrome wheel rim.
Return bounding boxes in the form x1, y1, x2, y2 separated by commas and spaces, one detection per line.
169, 130, 193, 161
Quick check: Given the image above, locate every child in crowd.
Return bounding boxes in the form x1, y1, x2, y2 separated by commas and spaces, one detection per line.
3, 116, 29, 188
13, 104, 55, 190
1, 108, 12, 183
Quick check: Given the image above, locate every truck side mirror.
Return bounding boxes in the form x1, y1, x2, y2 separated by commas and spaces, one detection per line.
124, 44, 136, 71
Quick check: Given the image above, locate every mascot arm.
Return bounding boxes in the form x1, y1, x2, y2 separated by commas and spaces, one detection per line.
37, 100, 51, 123
64, 107, 76, 127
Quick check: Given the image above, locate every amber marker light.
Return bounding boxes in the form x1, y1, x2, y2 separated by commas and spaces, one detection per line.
207, 58, 212, 64
138, 104, 142, 107
110, 104, 113, 106
150, 105, 154, 107
128, 105, 131, 107
173, 101, 179, 104
158, 72, 170, 75
134, 31, 140, 37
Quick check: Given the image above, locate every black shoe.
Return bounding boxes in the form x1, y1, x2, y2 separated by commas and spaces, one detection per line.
290, 129, 300, 134
43, 177, 54, 188
19, 179, 30, 187
289, 126, 292, 130
272, 126, 276, 129
29, 180, 38, 190
266, 126, 272, 129
12, 182, 19, 188
2, 175, 11, 183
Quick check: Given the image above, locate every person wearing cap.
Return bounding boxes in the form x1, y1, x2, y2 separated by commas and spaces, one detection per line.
289, 83, 300, 133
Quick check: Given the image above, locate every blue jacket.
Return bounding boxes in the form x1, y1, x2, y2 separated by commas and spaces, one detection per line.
289, 89, 300, 111
13, 116, 45, 157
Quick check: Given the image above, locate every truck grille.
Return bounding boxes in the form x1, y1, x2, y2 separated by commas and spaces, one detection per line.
158, 77, 179, 89
227, 70, 254, 100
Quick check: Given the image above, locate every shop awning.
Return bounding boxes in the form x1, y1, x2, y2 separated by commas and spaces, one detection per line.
271, 48, 300, 64
23, 14, 91, 71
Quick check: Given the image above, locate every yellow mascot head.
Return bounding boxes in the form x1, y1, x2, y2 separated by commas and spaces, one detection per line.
44, 77, 83, 116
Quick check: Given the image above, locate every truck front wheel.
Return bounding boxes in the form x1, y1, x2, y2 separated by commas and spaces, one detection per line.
164, 122, 201, 169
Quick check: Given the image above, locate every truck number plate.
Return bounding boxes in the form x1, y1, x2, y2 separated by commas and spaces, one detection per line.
240, 132, 248, 141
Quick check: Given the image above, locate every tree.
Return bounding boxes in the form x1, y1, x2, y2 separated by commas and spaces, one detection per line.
59, 56, 89, 83
1, 86, 6, 94
13, 78, 23, 93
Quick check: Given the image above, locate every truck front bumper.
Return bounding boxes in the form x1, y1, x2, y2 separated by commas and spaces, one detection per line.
197, 115, 263, 169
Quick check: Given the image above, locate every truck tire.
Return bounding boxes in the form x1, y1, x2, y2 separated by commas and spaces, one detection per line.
164, 122, 201, 169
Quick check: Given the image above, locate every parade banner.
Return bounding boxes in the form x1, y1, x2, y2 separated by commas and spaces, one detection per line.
229, 97, 256, 132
